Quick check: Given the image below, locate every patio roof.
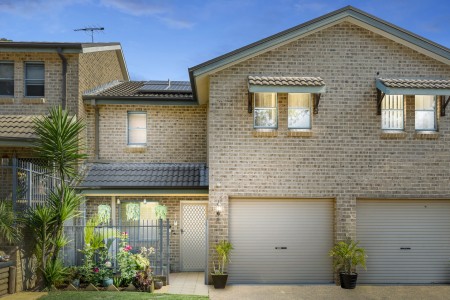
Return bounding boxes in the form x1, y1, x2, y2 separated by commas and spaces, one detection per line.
0, 115, 38, 146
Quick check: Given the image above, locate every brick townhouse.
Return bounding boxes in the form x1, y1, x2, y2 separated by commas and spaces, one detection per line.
2, 5, 450, 286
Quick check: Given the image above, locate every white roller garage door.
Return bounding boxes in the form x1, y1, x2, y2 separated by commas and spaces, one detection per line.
228, 198, 334, 284
357, 199, 450, 284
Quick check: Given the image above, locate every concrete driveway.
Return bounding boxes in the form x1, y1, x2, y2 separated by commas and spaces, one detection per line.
209, 284, 450, 300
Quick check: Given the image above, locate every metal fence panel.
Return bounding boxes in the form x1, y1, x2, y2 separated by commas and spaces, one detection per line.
62, 221, 170, 278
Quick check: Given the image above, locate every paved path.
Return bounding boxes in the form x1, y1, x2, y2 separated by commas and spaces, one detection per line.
209, 284, 450, 300
1, 292, 47, 300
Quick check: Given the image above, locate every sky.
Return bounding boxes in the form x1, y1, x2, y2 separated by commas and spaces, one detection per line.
1, 0, 449, 81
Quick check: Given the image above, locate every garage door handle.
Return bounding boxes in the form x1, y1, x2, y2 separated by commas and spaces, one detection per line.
275, 247, 287, 250
400, 247, 411, 250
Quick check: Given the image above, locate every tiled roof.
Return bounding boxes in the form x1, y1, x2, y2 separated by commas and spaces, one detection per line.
248, 76, 325, 87
379, 78, 450, 89
0, 115, 38, 140
78, 163, 208, 188
83, 81, 193, 99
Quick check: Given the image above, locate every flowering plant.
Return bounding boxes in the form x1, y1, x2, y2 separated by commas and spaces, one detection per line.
116, 232, 156, 287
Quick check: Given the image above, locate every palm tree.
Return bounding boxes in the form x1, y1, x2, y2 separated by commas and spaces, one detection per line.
23, 106, 86, 289
0, 200, 20, 244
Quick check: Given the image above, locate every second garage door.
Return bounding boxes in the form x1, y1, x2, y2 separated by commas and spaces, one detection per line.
357, 199, 450, 284
228, 198, 334, 284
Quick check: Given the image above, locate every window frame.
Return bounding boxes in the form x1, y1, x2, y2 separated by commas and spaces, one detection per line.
288, 93, 312, 129
127, 111, 147, 146
381, 94, 404, 131
0, 61, 14, 97
24, 61, 45, 97
253, 92, 278, 129
415, 95, 437, 132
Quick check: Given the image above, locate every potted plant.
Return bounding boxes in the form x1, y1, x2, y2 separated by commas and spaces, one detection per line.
211, 240, 233, 289
329, 239, 367, 289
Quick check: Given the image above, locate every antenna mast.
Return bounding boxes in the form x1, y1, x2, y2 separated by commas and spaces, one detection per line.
74, 27, 104, 43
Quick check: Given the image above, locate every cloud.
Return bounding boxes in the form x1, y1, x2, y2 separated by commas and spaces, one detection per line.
0, 0, 86, 16
157, 16, 194, 29
99, 0, 168, 16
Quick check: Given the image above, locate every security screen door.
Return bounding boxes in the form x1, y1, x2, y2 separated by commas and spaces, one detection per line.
180, 202, 207, 271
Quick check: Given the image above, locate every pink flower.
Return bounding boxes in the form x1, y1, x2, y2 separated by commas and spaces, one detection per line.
93, 267, 99, 273
123, 245, 132, 252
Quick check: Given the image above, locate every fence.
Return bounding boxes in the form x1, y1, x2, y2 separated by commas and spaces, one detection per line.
61, 220, 170, 279
0, 158, 61, 211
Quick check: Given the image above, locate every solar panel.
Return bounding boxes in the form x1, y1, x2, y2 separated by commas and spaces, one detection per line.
138, 80, 192, 93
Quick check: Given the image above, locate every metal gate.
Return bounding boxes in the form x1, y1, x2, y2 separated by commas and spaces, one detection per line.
180, 202, 207, 271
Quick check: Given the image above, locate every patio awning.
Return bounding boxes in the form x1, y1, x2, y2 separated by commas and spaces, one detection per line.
375, 78, 450, 116
0, 115, 38, 146
247, 76, 326, 114
77, 162, 209, 196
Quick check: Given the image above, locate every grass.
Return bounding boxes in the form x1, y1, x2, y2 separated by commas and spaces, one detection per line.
39, 291, 209, 300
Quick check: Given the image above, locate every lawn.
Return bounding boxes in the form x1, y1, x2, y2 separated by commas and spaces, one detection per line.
39, 291, 209, 300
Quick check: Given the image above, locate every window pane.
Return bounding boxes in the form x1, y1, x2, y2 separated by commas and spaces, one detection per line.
128, 113, 146, 129
254, 93, 276, 108
26, 64, 44, 80
415, 111, 435, 130
381, 95, 403, 130
288, 93, 310, 108
254, 108, 277, 128
0, 81, 14, 96
415, 95, 435, 110
0, 63, 13, 79
25, 84, 44, 97
288, 108, 311, 128
128, 128, 146, 144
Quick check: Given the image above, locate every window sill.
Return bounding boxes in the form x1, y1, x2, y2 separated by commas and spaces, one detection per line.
22, 97, 46, 104
288, 129, 313, 137
252, 129, 278, 137
380, 130, 407, 139
414, 131, 439, 140
125, 145, 147, 153
0, 98, 15, 104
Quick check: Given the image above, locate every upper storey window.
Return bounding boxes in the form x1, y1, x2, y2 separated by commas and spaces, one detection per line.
288, 93, 312, 129
254, 92, 277, 129
128, 112, 147, 145
415, 95, 436, 131
381, 95, 404, 130
0, 62, 14, 96
25, 62, 45, 97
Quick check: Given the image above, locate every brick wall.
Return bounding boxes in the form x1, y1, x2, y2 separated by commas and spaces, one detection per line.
207, 22, 450, 271
0, 52, 78, 115
85, 104, 207, 162
85, 195, 207, 272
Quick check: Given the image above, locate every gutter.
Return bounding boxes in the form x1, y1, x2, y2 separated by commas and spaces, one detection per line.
57, 48, 68, 109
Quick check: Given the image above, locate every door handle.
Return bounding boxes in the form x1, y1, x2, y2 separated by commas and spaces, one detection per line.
275, 247, 287, 250
400, 247, 411, 250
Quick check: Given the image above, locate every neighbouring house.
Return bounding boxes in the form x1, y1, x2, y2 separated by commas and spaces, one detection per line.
0, 41, 128, 290
0, 41, 128, 202
2, 5, 450, 287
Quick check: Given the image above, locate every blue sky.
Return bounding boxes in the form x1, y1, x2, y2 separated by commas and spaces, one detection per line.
1, 0, 449, 81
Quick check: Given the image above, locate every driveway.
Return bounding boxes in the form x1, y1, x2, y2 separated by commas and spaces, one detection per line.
208, 284, 450, 300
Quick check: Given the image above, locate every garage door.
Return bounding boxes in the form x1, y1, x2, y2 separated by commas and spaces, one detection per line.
357, 199, 450, 284
228, 198, 333, 284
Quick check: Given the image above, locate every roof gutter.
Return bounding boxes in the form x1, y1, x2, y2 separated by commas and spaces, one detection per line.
57, 48, 68, 109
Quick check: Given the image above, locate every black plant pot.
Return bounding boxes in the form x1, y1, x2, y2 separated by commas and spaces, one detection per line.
339, 272, 358, 289
211, 274, 228, 289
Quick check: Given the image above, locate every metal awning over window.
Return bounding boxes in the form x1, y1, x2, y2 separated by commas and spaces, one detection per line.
247, 76, 326, 114
376, 78, 450, 116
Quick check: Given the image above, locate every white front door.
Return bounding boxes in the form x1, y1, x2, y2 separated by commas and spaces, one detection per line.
180, 202, 207, 271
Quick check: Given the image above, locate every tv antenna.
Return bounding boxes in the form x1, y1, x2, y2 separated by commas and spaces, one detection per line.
74, 27, 104, 43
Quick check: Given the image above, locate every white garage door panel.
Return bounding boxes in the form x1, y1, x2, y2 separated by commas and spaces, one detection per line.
229, 199, 333, 284
357, 199, 450, 284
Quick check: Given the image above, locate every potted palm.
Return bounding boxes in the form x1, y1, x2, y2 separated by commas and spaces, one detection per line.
329, 239, 367, 289
211, 240, 233, 289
